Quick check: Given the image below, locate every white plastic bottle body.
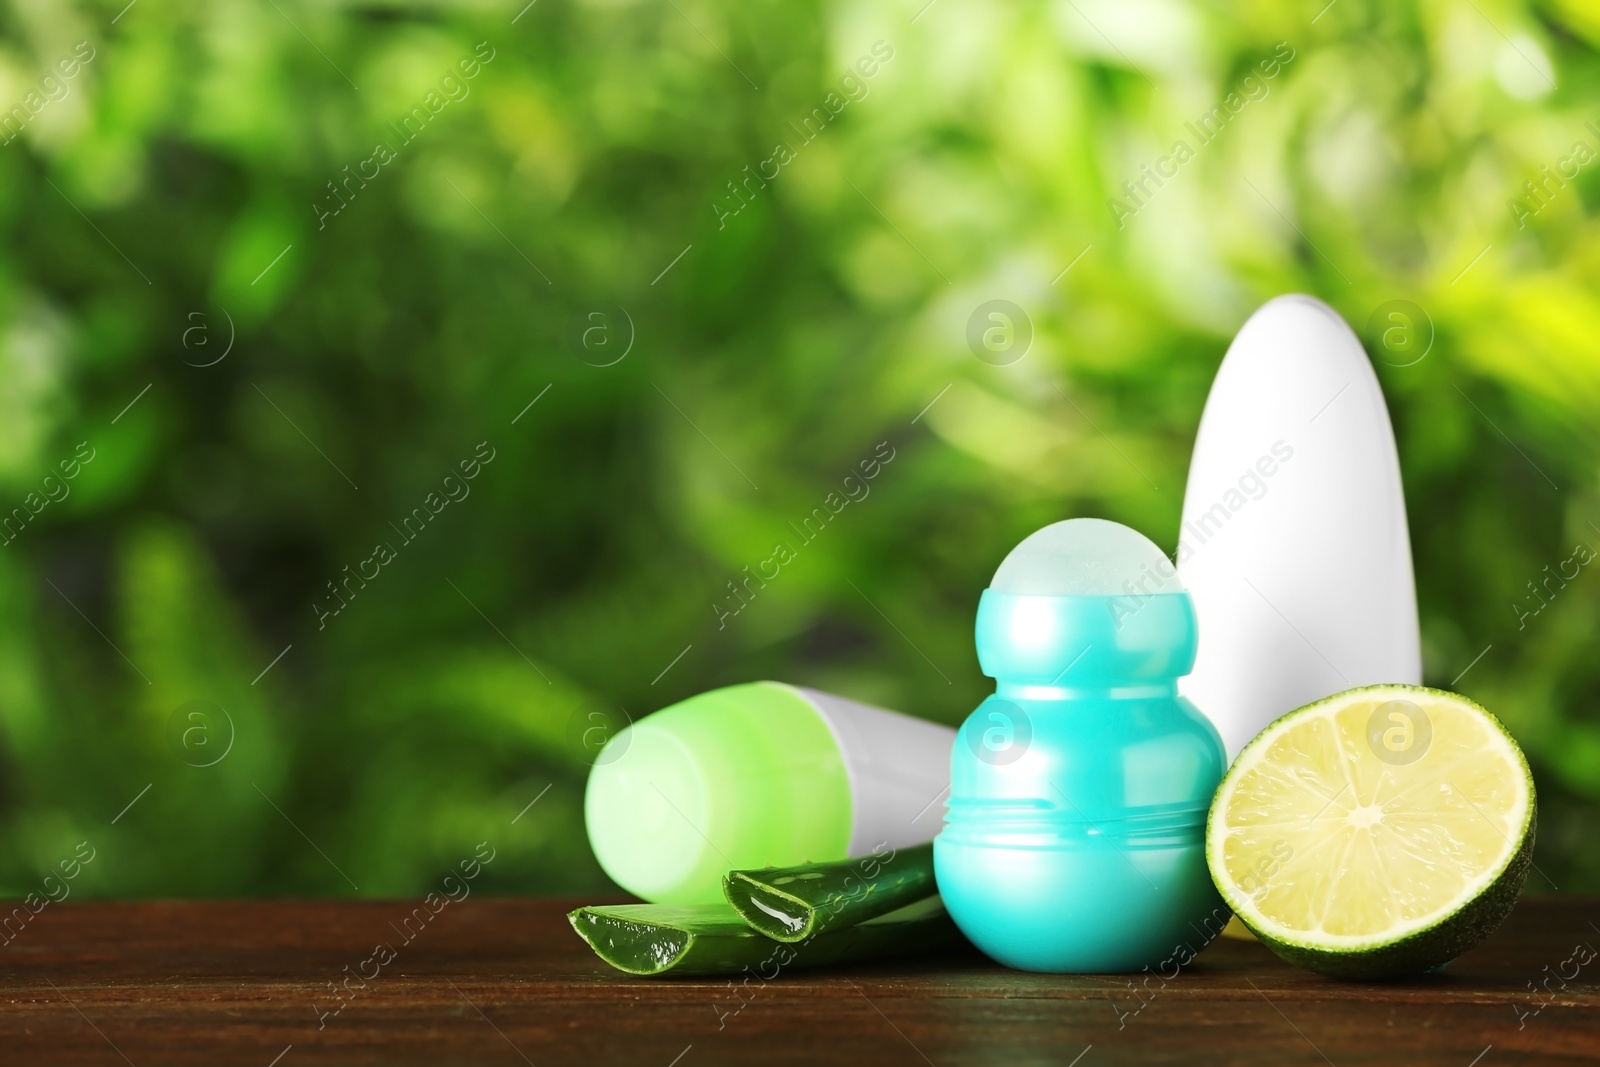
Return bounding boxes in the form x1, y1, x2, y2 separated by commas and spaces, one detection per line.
1178, 295, 1422, 760
797, 687, 955, 854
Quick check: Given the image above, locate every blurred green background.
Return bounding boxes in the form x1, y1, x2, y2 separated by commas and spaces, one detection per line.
0, 0, 1597, 900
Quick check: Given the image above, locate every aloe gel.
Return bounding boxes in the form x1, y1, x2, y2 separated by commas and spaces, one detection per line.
723, 843, 936, 943
569, 896, 958, 977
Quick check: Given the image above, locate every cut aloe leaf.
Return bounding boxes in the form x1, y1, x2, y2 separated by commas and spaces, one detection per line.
723, 843, 936, 943
568, 894, 957, 977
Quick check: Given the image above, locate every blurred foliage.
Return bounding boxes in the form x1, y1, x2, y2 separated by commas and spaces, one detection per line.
0, 0, 1598, 899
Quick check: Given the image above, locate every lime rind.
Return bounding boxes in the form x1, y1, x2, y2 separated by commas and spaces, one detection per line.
1262, 827, 1533, 980
1206, 684, 1536, 979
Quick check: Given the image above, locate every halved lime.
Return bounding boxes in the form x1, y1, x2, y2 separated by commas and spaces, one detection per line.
1206, 684, 1535, 979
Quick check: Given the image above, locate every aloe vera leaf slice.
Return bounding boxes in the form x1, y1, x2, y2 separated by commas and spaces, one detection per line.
722, 842, 936, 943
568, 894, 956, 977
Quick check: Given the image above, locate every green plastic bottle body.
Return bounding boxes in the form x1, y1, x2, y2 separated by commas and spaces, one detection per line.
586, 683, 853, 905
585, 682, 955, 905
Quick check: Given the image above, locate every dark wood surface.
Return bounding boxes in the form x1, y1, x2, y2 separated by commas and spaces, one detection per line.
2, 896, 1597, 1066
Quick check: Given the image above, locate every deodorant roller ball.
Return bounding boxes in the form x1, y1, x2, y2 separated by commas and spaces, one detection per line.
934, 518, 1229, 973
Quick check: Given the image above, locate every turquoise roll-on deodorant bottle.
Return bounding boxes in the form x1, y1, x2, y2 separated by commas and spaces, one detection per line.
935, 518, 1227, 972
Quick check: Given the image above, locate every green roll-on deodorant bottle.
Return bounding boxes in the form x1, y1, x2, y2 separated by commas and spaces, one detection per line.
584, 682, 954, 904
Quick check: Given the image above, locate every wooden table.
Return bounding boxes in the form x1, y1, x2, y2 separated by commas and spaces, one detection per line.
2, 896, 1596, 1065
